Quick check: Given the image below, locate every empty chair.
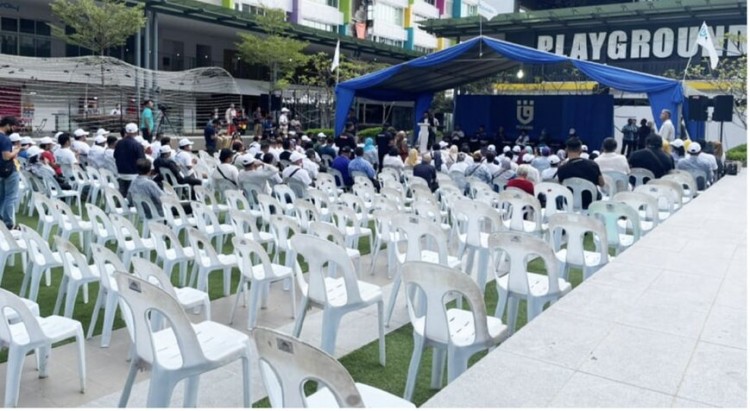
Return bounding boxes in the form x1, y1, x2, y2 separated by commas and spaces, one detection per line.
19, 224, 63, 302
228, 209, 275, 256
308, 221, 362, 277
401, 261, 507, 401
587, 200, 642, 255
634, 184, 679, 222
292, 199, 320, 233
53, 236, 100, 318
186, 227, 237, 296
613, 191, 660, 235
194, 185, 230, 217
0, 288, 86, 407
115, 273, 252, 408
489, 232, 571, 333
150, 221, 195, 287
103, 186, 137, 222
534, 182, 574, 222
272, 184, 298, 216
159, 167, 191, 200
269, 215, 302, 272
84, 166, 104, 205
603, 170, 630, 194
452, 199, 503, 289
496, 190, 544, 237
254, 327, 415, 408
53, 198, 94, 257
0, 224, 26, 286
330, 204, 374, 255
229, 237, 295, 329
547, 213, 610, 281
307, 188, 332, 222
628, 167, 655, 187
561, 177, 599, 212
44, 173, 82, 214
191, 201, 234, 251
31, 192, 58, 241
291, 234, 385, 364
88, 243, 128, 347
131, 257, 211, 321
648, 179, 684, 211
663, 172, 698, 201
686, 168, 710, 191
85, 203, 117, 247
110, 213, 154, 268
161, 195, 197, 238
369, 210, 401, 277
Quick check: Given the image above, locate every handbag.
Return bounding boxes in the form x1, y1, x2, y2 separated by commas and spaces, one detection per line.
0, 159, 14, 178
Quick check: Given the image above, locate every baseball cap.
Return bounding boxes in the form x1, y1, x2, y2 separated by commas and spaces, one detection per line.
687, 142, 701, 154
38, 137, 53, 145
73, 128, 89, 137
94, 135, 107, 144
240, 154, 259, 166
439, 141, 449, 148
289, 152, 304, 162
549, 154, 561, 165
54, 131, 64, 140
487, 144, 496, 153
301, 135, 310, 142
581, 144, 589, 152
159, 145, 172, 155
592, 150, 600, 156
20, 137, 33, 146
502, 146, 511, 153
288, 130, 297, 136
95, 128, 110, 136
125, 123, 139, 134
670, 139, 683, 148
26, 146, 42, 158
317, 132, 326, 139
178, 138, 192, 147
512, 145, 521, 153
9, 133, 20, 143
281, 107, 290, 112
522, 153, 534, 163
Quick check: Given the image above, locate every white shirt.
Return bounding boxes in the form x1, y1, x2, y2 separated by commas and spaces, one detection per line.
594, 152, 630, 175
71, 140, 90, 155
278, 114, 289, 126
541, 167, 559, 181
110, 108, 121, 116
212, 163, 239, 184
658, 119, 675, 141
382, 155, 404, 171
175, 150, 195, 176
302, 158, 319, 180
88, 145, 105, 167
450, 161, 469, 174
225, 108, 236, 124
281, 164, 312, 186
55, 147, 77, 165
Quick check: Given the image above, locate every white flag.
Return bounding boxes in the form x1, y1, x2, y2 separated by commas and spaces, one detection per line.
696, 21, 719, 69
331, 40, 340, 72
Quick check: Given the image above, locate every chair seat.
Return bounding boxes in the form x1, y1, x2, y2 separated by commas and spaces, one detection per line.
618, 234, 635, 247
306, 382, 416, 408
249, 263, 293, 281
420, 250, 461, 270
0, 237, 25, 253
617, 219, 654, 232
346, 248, 360, 259
344, 226, 372, 238
33, 251, 63, 268
152, 321, 249, 369
554, 249, 606, 267
322, 277, 381, 308
164, 246, 195, 261
496, 272, 571, 298
458, 232, 491, 248
174, 217, 198, 227
198, 253, 237, 268
413, 309, 507, 347
52, 189, 79, 198
9, 315, 80, 345
61, 218, 92, 231
205, 224, 234, 236
175, 287, 209, 308
123, 237, 154, 252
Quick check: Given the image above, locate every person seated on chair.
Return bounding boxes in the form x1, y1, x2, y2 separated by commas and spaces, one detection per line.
279, 138, 294, 162
127, 158, 164, 218
627, 134, 674, 178
506, 164, 535, 195
88, 135, 107, 169
464, 152, 492, 184
557, 137, 604, 210
211, 148, 239, 187
541, 155, 561, 182
71, 128, 91, 162
100, 135, 119, 175
238, 153, 281, 193
677, 142, 713, 189
281, 152, 312, 187
25, 146, 72, 190
331, 146, 353, 187
595, 137, 630, 175
413, 152, 439, 192
302, 148, 321, 180
382, 146, 404, 173
152, 145, 202, 191
175, 138, 197, 177
54, 132, 78, 171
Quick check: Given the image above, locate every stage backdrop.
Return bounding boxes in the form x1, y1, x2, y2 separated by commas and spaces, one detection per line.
454, 94, 614, 149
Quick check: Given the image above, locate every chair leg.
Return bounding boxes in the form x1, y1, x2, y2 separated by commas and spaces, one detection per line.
384, 271, 403, 327
246, 281, 261, 330
183, 375, 200, 407
377, 301, 385, 366
74, 325, 86, 393
446, 346, 472, 384
64, 282, 80, 318
292, 296, 309, 338
403, 333, 425, 402
100, 293, 119, 348
430, 348, 446, 389
320, 309, 344, 357
494, 286, 509, 319
87, 288, 105, 340
53, 276, 68, 316
146, 373, 176, 407
241, 353, 252, 407
4, 346, 25, 407
506, 295, 521, 334
223, 267, 231, 296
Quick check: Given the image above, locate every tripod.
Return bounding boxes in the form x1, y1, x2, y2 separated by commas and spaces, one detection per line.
155, 109, 177, 136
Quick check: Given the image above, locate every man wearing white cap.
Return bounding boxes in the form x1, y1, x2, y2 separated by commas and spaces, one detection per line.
237, 154, 281, 192
55, 133, 78, 179
88, 135, 107, 169
17, 136, 33, 160
176, 138, 197, 177
281, 151, 312, 187
677, 142, 713, 188
541, 154, 561, 181
72, 128, 91, 159
113, 122, 145, 196
278, 108, 290, 136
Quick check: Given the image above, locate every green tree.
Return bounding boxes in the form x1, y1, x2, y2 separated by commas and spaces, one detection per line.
237, 8, 309, 111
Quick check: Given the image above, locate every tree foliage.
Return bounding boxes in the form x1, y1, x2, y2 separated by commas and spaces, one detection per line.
49, 0, 146, 56
237, 8, 309, 91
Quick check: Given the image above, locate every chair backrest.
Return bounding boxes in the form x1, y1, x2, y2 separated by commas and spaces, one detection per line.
352, 175, 374, 191
290, 234, 364, 305
232, 236, 275, 281
54, 236, 97, 282
103, 186, 131, 215
149, 221, 189, 260
307, 189, 331, 216
20, 224, 56, 266
534, 182, 573, 216
86, 203, 116, 242
159, 167, 181, 187
328, 168, 346, 188
409, 184, 433, 202
352, 182, 376, 206
32, 192, 59, 226
225, 189, 251, 211
488, 231, 562, 295
647, 179, 684, 209
629, 167, 655, 187
685, 168, 709, 191
273, 184, 297, 206
449, 169, 469, 192
663, 172, 698, 199
612, 191, 660, 229
0, 288, 46, 346
131, 193, 162, 223
162, 181, 179, 199
339, 194, 367, 220
229, 209, 265, 242
587, 200, 642, 247
293, 199, 320, 231
315, 173, 338, 197
22, 170, 46, 194
91, 242, 127, 293
411, 199, 443, 226
194, 185, 221, 209
98, 168, 119, 189
308, 221, 347, 249
451, 199, 502, 248
390, 215, 450, 265
241, 181, 266, 209
186, 227, 222, 267
213, 179, 238, 201
546, 213, 609, 267
253, 327, 365, 408
320, 154, 334, 167
329, 204, 360, 235
191, 201, 222, 233
561, 177, 598, 211
497, 190, 542, 232
0, 222, 21, 253
257, 193, 285, 221
287, 178, 309, 199
114, 273, 206, 367
634, 184, 679, 217
379, 187, 406, 210
602, 171, 629, 193
131, 257, 179, 300
402, 261, 492, 345
372, 195, 399, 213
270, 215, 301, 253
110, 213, 146, 249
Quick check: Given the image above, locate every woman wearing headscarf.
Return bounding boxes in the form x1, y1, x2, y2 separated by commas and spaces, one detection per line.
362, 137, 378, 168
444, 145, 459, 171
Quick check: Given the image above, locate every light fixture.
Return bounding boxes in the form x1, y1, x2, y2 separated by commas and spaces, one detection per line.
516, 68, 524, 79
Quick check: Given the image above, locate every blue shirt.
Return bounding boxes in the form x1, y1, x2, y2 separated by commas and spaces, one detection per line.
141, 107, 154, 131
331, 155, 352, 186
113, 137, 145, 175
348, 156, 376, 179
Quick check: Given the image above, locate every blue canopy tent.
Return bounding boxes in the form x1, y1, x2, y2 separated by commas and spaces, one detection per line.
334, 36, 684, 138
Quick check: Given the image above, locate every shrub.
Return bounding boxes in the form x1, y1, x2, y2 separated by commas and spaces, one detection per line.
357, 127, 382, 139
304, 128, 333, 138
726, 143, 746, 166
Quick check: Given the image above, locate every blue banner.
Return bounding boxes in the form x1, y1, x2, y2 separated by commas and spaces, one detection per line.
454, 94, 614, 149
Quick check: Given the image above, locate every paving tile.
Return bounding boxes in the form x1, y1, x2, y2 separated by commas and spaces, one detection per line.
588, 261, 661, 294
548, 372, 673, 407
579, 324, 695, 395
644, 270, 723, 312
422, 351, 574, 408
671, 396, 715, 408
499, 310, 612, 369
548, 281, 641, 322
716, 266, 747, 310
616, 294, 709, 338
677, 342, 746, 408
700, 304, 746, 349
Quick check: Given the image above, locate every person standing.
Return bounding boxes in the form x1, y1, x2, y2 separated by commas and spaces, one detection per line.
0, 117, 20, 230
140, 99, 155, 143
619, 118, 638, 157
278, 107, 290, 136
114, 123, 145, 197
225, 103, 237, 135
637, 118, 651, 150
658, 109, 675, 142
204, 119, 220, 154
252, 107, 263, 138
375, 123, 392, 171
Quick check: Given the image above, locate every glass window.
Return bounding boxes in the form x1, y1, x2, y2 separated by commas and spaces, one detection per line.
2, 18, 17, 32
1, 34, 15, 54
36, 21, 50, 36
374, 3, 403, 26
36, 38, 51, 57
19, 35, 34, 56
19, 19, 35, 34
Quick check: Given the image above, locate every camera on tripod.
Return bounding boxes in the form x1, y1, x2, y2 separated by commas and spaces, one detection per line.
158, 103, 169, 112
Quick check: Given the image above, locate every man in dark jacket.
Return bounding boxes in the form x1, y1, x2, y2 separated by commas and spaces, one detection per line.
413, 152, 439, 192
628, 134, 674, 178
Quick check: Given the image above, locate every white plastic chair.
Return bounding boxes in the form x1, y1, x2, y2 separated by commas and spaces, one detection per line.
44, 173, 82, 215
369, 209, 401, 277
130, 193, 166, 238
53, 236, 100, 318
229, 237, 295, 329
562, 177, 599, 212
547, 213, 610, 281
648, 179, 684, 211
159, 167, 191, 200
150, 221, 195, 288
31, 192, 58, 241
330, 204, 374, 255
254, 327, 415, 408
84, 166, 104, 205
225, 189, 263, 221
663, 172, 698, 202
613, 191, 660, 235
603, 170, 629, 194
161, 195, 197, 238
634, 184, 679, 222
53, 198, 93, 257
496, 190, 544, 237
272, 184, 298, 216
489, 232, 571, 333
629, 167, 655, 187
452, 199, 503, 289
85, 203, 117, 246
110, 213, 154, 269
0, 224, 26, 286
114, 273, 252, 408
194, 185, 230, 219
307, 188, 333, 222
0, 288, 86, 407
19, 224, 63, 302
186, 227, 237, 296
292, 199, 320, 233
228, 209, 275, 256
401, 261, 507, 401
534, 181, 574, 224
308, 221, 362, 278
291, 234, 385, 364
132, 257, 211, 321
587, 200, 642, 255
191, 201, 234, 251
88, 243, 128, 347
103, 186, 136, 222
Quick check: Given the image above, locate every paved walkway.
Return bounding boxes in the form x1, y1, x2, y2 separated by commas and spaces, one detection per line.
424, 171, 747, 408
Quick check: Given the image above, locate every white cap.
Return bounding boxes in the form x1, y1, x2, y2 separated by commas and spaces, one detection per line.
317, 132, 326, 138
281, 107, 290, 112
289, 152, 304, 163
522, 153, 534, 163
670, 139, 683, 148
20, 137, 33, 145
687, 142, 701, 154
487, 144, 496, 153
95, 128, 110, 136
439, 141, 449, 148
9, 133, 20, 142
26, 146, 42, 158
502, 146, 511, 153
512, 145, 521, 153
179, 138, 192, 147
592, 150, 600, 156
125, 123, 139, 134
569, 128, 576, 134
39, 137, 53, 145
73, 128, 89, 137
94, 135, 107, 144
525, 145, 533, 153
54, 131, 64, 139
581, 144, 588, 152
159, 145, 172, 155
240, 154, 259, 166
301, 134, 310, 142
549, 154, 561, 165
